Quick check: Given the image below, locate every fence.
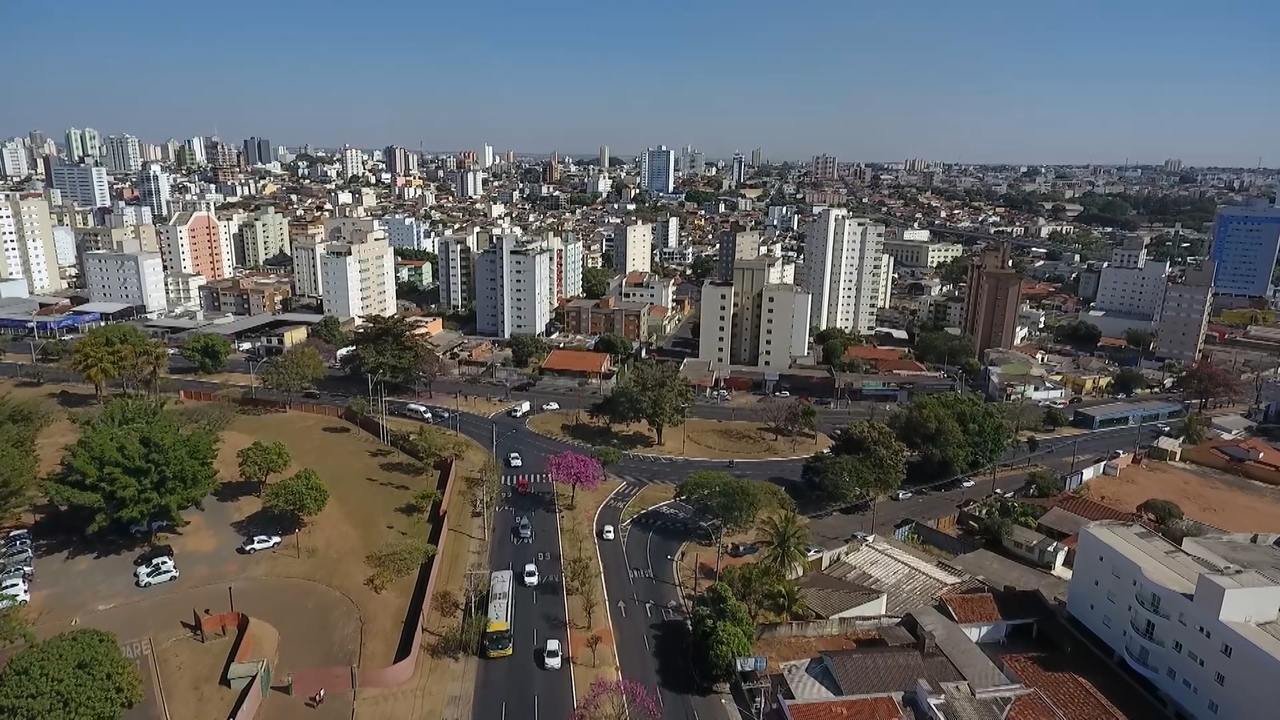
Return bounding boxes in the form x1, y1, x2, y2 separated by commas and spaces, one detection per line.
895, 519, 980, 556
756, 616, 900, 640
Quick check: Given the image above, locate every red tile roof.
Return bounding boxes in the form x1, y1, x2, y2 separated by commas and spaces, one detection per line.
540, 349, 610, 374
784, 695, 906, 720
843, 345, 906, 363
878, 358, 929, 373
940, 593, 1002, 624
1051, 496, 1136, 523
1001, 653, 1126, 720
1007, 691, 1061, 720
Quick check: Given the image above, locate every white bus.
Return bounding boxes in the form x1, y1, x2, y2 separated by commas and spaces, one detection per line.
482, 569, 514, 658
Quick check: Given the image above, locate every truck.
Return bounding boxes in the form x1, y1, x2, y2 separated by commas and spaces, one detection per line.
509, 400, 531, 418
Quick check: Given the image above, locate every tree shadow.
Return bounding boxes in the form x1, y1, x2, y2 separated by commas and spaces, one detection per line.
651, 618, 707, 695
52, 389, 96, 410
213, 479, 259, 503
323, 425, 352, 434
560, 421, 654, 450
366, 476, 411, 491
367, 447, 395, 458
230, 507, 295, 538
380, 461, 422, 477
26, 506, 159, 561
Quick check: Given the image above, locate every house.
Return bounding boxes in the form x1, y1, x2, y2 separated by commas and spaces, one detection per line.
539, 349, 613, 382
795, 574, 886, 619
259, 324, 309, 356
780, 695, 908, 720
938, 591, 1044, 644
1000, 525, 1068, 572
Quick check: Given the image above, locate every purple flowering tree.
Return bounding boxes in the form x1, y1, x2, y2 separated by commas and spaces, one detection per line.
570, 678, 661, 720
546, 450, 604, 507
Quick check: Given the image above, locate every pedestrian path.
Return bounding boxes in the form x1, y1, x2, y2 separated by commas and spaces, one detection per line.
500, 473, 552, 486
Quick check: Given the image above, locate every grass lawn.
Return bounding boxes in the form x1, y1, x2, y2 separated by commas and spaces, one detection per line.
555, 479, 622, 704
530, 411, 830, 459
620, 483, 675, 524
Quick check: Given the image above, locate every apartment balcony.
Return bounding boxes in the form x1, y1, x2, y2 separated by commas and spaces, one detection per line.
1123, 642, 1162, 681
1129, 616, 1166, 649
1134, 590, 1171, 620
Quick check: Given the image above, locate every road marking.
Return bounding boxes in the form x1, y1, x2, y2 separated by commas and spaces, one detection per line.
534, 695, 539, 720
501, 702, 506, 720
533, 627, 537, 646
617, 600, 626, 618
643, 633, 650, 651
645, 601, 652, 618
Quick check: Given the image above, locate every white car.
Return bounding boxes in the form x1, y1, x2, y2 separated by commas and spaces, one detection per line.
959, 479, 976, 489
0, 578, 27, 598
137, 565, 179, 588
401, 403, 433, 421
893, 490, 913, 501
134, 556, 175, 578
541, 402, 561, 411
240, 535, 283, 554
774, 390, 791, 398
507, 452, 523, 468
543, 639, 563, 670
600, 525, 615, 541
522, 562, 539, 587
0, 589, 28, 608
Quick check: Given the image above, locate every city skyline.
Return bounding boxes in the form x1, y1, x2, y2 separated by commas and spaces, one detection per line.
1, 0, 1276, 167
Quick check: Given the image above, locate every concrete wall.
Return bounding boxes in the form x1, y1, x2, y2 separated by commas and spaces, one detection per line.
756, 616, 899, 639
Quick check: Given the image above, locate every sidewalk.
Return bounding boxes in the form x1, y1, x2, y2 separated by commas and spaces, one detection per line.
354, 459, 487, 719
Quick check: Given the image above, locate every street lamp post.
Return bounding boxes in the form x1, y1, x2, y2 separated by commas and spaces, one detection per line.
248, 358, 269, 398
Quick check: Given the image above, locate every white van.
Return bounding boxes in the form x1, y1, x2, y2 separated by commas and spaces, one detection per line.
509, 400, 531, 418
401, 403, 433, 421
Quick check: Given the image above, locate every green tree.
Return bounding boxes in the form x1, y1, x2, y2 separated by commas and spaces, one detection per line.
935, 255, 970, 285
1043, 407, 1069, 429
46, 397, 219, 535
0, 607, 32, 648
180, 333, 232, 374
0, 396, 47, 524
591, 446, 623, 469
597, 360, 693, 444
689, 255, 716, 281
1124, 329, 1155, 353
1176, 362, 1240, 410
913, 331, 975, 364
1112, 368, 1146, 396
1182, 413, 1209, 444
802, 420, 906, 505
260, 345, 326, 400
1137, 498, 1183, 525
581, 267, 613, 299
236, 440, 291, 495
1052, 320, 1102, 348
1027, 468, 1063, 497
67, 324, 154, 400
312, 315, 349, 347
676, 470, 790, 574
758, 510, 809, 578
509, 334, 550, 368
263, 468, 329, 529
0, 629, 142, 720
690, 583, 755, 683
346, 314, 429, 386
134, 338, 170, 396
890, 394, 1010, 478
364, 538, 436, 593
720, 562, 781, 623
594, 333, 634, 364
769, 579, 807, 620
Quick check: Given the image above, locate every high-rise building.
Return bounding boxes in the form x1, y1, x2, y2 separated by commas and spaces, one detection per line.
615, 222, 653, 274
640, 146, 675, 194
718, 226, 760, 280
480, 144, 494, 169
802, 209, 887, 334
1, 140, 30, 179
384, 215, 435, 253
438, 233, 477, 311
384, 145, 413, 176
51, 163, 110, 209
1068, 521, 1280, 720
138, 163, 172, 220
184, 136, 207, 165
730, 152, 746, 186
0, 192, 62, 294
1208, 201, 1280, 298
64, 128, 85, 162
545, 233, 583, 300
689, 150, 705, 177
729, 256, 787, 365
750, 148, 763, 167
963, 242, 1023, 355
544, 154, 560, 183
654, 215, 680, 250
698, 280, 734, 368
598, 145, 609, 170
758, 284, 812, 370
158, 210, 231, 281
1093, 236, 1169, 321
240, 207, 290, 267
321, 233, 396, 319
289, 219, 328, 297
811, 154, 839, 180
103, 134, 141, 174
1154, 261, 1215, 364
82, 128, 101, 158
475, 234, 555, 338
241, 137, 273, 166
341, 146, 363, 179
82, 251, 166, 314
456, 169, 485, 198
163, 138, 180, 162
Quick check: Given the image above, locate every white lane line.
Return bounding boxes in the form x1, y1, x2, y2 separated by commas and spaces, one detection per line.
645, 601, 652, 618
501, 702, 506, 720
534, 694, 539, 720
643, 633, 650, 651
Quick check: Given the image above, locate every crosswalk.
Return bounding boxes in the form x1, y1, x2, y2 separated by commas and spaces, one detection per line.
502, 472, 675, 488
501, 473, 552, 486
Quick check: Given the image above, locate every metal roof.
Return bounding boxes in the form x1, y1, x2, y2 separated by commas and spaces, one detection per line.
1072, 399, 1183, 421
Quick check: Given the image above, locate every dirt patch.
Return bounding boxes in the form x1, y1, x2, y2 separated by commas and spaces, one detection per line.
154, 634, 243, 720
529, 411, 830, 459
1084, 460, 1280, 532
0, 380, 91, 478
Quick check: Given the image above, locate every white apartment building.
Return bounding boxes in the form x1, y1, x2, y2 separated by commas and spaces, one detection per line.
803, 208, 889, 334
474, 235, 554, 338
65, 128, 85, 162
730, 256, 787, 365
164, 272, 206, 310
341, 146, 363, 179
698, 280, 734, 368
104, 134, 141, 174
537, 232, 582, 300
1155, 261, 1215, 364
611, 272, 675, 310
184, 136, 207, 165
615, 222, 653, 274
138, 163, 171, 219
240, 207, 289, 268
83, 251, 166, 314
385, 215, 436, 253
1069, 522, 1280, 720
1094, 236, 1170, 323
439, 233, 477, 311
655, 215, 680, 249
718, 228, 761, 280
758, 284, 812, 370
51, 163, 110, 209
0, 192, 62, 294
320, 235, 395, 319
291, 233, 328, 298
82, 128, 101, 159
640, 146, 675, 194
456, 169, 484, 199
883, 238, 964, 268
52, 226, 76, 267
1, 140, 30, 179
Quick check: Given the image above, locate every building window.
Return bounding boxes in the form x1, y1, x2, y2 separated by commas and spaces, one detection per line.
1173, 640, 1182, 653
1220, 642, 1232, 658
1167, 667, 1176, 680
1102, 615, 1112, 628
1209, 700, 1219, 714
1188, 650, 1199, 662
1214, 672, 1224, 686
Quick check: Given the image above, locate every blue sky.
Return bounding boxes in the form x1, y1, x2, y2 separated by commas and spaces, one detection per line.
1, 0, 1275, 166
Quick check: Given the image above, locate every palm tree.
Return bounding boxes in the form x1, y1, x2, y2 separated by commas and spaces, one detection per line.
136, 339, 170, 396
770, 579, 808, 620
759, 510, 809, 578
68, 337, 117, 402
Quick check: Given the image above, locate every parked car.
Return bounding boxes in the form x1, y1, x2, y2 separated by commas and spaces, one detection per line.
239, 535, 283, 554
522, 563, 539, 587
134, 556, 175, 578
301, 389, 322, 399
3, 536, 30, 552
1, 547, 33, 566
727, 541, 759, 558
515, 516, 533, 540
0, 583, 29, 608
541, 402, 561, 411
135, 545, 174, 566
4, 529, 30, 546
600, 525, 615, 541
1068, 396, 1084, 405
129, 519, 173, 537
774, 390, 791, 398
509, 400, 531, 418
543, 639, 563, 670
0, 564, 32, 582
892, 490, 913, 501
0, 578, 28, 599
507, 452, 523, 468
137, 565, 180, 588
959, 478, 976, 489
401, 403, 433, 421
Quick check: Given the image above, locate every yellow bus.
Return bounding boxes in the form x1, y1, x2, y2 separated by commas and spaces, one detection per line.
482, 569, 514, 658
